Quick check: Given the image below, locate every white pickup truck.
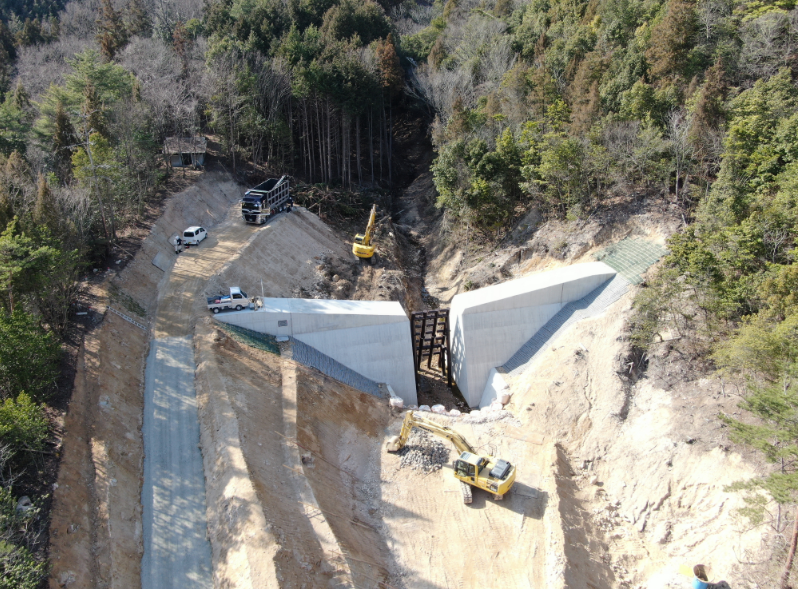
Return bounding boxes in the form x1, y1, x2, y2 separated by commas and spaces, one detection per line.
207, 287, 253, 313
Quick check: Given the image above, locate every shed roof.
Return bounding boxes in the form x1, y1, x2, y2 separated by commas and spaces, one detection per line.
163, 136, 207, 155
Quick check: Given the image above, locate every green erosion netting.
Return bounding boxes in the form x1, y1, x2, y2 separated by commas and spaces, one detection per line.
215, 322, 281, 355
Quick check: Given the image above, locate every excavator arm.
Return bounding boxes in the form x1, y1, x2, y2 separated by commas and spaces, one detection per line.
362, 204, 376, 246
353, 204, 377, 259
386, 411, 475, 454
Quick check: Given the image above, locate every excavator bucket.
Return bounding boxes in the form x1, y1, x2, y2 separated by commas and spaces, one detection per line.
386, 436, 402, 453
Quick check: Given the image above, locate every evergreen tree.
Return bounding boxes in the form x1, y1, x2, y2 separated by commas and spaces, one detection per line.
15, 18, 44, 47
722, 368, 798, 589
52, 101, 77, 184
33, 174, 58, 233
126, 0, 151, 37
717, 314, 798, 589
376, 33, 403, 96
81, 82, 108, 139
0, 21, 16, 62
645, 0, 698, 85
172, 21, 192, 79
96, 0, 128, 61
689, 60, 726, 174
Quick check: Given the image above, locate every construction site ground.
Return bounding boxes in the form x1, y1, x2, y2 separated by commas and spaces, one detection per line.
48, 168, 775, 589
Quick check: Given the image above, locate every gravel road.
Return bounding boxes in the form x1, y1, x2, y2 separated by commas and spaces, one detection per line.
141, 336, 212, 588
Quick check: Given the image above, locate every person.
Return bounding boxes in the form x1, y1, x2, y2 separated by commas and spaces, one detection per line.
286, 196, 294, 213
174, 237, 183, 254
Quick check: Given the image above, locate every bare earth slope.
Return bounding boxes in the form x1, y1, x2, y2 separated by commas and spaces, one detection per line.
407, 184, 768, 587
49, 170, 242, 589
509, 301, 764, 587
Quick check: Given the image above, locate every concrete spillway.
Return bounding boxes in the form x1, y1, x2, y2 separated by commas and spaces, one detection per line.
213, 298, 417, 405
450, 262, 617, 407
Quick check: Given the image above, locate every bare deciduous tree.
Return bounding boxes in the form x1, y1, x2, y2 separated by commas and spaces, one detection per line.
668, 109, 694, 205
15, 36, 93, 100
739, 12, 798, 84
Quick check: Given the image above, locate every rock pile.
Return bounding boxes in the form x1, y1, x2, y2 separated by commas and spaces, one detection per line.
398, 430, 450, 472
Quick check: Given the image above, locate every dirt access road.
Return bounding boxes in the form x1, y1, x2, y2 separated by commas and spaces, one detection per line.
142, 205, 310, 586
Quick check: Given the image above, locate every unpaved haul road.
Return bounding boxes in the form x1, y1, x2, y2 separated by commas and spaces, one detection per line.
141, 207, 283, 588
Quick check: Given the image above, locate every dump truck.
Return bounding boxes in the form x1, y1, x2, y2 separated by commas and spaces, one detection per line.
241, 175, 291, 224
387, 410, 517, 503
352, 204, 377, 262
207, 287, 253, 313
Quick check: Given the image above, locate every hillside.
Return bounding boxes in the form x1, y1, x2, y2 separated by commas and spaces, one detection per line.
1, 0, 797, 586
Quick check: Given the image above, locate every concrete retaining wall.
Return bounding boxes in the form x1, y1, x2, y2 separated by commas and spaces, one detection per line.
450, 262, 617, 407
214, 298, 417, 405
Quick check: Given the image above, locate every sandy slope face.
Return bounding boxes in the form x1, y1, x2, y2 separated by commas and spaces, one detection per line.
194, 321, 393, 588
49, 170, 243, 589
195, 317, 561, 589
509, 297, 764, 588
209, 208, 355, 300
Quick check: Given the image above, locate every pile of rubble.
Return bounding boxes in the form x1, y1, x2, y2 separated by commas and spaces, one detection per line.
398, 430, 450, 472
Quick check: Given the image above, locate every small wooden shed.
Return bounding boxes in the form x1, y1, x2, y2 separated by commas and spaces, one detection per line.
163, 136, 207, 168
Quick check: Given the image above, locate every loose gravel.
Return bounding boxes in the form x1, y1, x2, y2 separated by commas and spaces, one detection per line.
397, 429, 451, 472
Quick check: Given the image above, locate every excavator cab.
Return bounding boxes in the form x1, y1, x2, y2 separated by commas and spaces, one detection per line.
454, 453, 481, 481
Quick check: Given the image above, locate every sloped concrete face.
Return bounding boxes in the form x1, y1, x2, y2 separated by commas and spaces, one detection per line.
214, 298, 417, 405
451, 262, 617, 407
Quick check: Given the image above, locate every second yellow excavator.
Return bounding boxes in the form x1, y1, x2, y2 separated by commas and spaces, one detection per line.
387, 410, 517, 503
352, 204, 377, 262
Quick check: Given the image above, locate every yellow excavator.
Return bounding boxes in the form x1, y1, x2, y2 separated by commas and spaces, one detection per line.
352, 204, 377, 262
386, 410, 517, 503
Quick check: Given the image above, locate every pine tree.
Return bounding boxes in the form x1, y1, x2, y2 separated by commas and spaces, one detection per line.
689, 60, 726, 168
722, 372, 798, 589
96, 0, 128, 61
126, 0, 151, 37
0, 22, 14, 95
53, 102, 77, 184
82, 83, 108, 139
376, 34, 403, 97
11, 82, 31, 112
33, 173, 58, 233
15, 18, 44, 47
172, 21, 192, 79
0, 22, 16, 62
645, 0, 697, 84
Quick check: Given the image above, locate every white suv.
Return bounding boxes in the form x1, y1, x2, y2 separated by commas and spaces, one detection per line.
183, 226, 207, 245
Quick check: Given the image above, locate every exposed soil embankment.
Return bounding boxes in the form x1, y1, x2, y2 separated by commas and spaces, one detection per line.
195, 318, 395, 588
296, 366, 395, 588
49, 170, 243, 589
509, 294, 764, 587
394, 170, 768, 586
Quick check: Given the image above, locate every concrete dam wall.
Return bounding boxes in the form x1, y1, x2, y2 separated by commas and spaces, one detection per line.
450, 262, 617, 407
214, 262, 617, 410
213, 298, 418, 405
